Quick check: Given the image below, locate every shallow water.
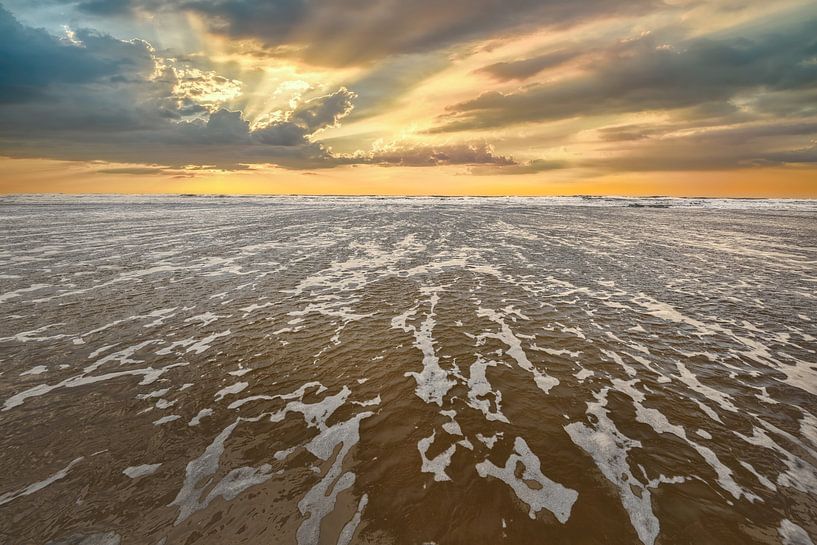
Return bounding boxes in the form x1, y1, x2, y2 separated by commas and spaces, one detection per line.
0, 195, 815, 545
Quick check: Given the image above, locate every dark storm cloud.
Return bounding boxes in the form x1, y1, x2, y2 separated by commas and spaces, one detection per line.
434, 22, 817, 132
0, 6, 175, 134
0, 7, 349, 168
0, 5, 148, 103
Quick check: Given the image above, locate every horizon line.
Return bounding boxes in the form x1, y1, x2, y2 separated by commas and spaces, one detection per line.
2, 192, 817, 201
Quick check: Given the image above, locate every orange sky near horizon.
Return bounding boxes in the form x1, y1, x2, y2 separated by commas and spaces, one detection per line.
2, 158, 815, 198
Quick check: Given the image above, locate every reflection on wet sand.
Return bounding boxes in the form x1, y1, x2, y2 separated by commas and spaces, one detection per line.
0, 195, 816, 545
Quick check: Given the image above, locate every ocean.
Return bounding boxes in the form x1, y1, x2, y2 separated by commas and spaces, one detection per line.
1, 195, 815, 545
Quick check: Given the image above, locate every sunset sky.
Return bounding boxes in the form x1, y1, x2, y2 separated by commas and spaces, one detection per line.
1, 0, 816, 196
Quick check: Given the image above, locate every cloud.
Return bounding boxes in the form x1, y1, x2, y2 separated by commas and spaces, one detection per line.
95, 166, 169, 175
170, 67, 243, 113
0, 9, 508, 171
289, 87, 356, 133
477, 49, 582, 81
201, 109, 251, 144
349, 141, 515, 167
251, 87, 356, 148
20, 0, 665, 66
4, 1, 816, 183
0, 6, 153, 103
588, 120, 817, 171
0, 8, 363, 169
204, 0, 669, 66
434, 20, 817, 132
470, 158, 569, 175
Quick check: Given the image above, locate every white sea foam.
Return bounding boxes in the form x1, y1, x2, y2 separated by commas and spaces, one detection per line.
214, 382, 249, 401
611, 378, 759, 502
0, 283, 50, 303
779, 519, 815, 545
3, 362, 187, 411
171, 419, 274, 524
674, 362, 739, 414
565, 389, 660, 545
155, 399, 176, 409
478, 307, 559, 394
0, 457, 83, 506
476, 437, 578, 523
298, 411, 374, 545
0, 324, 68, 343
575, 368, 594, 381
337, 494, 368, 545
188, 408, 213, 427
392, 290, 455, 406
186, 330, 231, 354
464, 357, 509, 423
184, 312, 224, 326
270, 385, 350, 430
137, 388, 170, 400
476, 432, 503, 449
417, 430, 456, 482
123, 464, 162, 479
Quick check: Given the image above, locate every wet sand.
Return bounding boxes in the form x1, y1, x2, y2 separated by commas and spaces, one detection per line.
0, 195, 815, 545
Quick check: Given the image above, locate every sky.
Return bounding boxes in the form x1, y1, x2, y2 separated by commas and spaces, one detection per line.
0, 0, 816, 196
